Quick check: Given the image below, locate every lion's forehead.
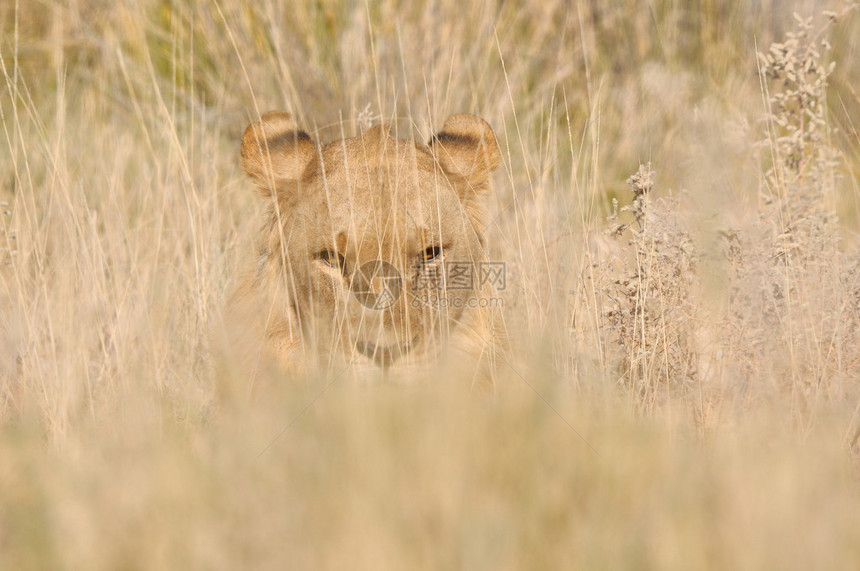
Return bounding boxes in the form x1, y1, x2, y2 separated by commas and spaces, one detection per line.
279, 130, 476, 263
293, 157, 466, 246
294, 197, 465, 252
305, 131, 438, 183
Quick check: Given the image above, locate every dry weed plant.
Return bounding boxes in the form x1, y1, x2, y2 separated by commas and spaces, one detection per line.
723, 6, 859, 415
586, 6, 860, 427
595, 164, 698, 410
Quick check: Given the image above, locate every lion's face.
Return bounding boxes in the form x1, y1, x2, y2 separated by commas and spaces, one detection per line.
241, 113, 500, 368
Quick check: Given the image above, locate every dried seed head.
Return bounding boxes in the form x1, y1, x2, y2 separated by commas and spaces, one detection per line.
626, 163, 655, 196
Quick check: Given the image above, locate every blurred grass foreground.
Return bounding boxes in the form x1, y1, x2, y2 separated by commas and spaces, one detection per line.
2, 1, 860, 568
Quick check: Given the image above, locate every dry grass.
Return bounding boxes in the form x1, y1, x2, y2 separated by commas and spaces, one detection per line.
2, 0, 860, 568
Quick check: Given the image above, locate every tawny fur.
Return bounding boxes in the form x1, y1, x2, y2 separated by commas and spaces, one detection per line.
221, 111, 506, 388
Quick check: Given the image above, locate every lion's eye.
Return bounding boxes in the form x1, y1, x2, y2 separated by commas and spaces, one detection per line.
422, 246, 442, 262
318, 250, 346, 269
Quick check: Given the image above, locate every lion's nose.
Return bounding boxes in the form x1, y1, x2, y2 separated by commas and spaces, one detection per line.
368, 276, 386, 293
351, 260, 404, 311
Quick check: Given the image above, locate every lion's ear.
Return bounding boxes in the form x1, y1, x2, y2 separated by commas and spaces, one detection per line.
240, 111, 316, 196
429, 114, 501, 195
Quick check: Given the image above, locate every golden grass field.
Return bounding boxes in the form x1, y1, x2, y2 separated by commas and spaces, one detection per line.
2, 0, 860, 568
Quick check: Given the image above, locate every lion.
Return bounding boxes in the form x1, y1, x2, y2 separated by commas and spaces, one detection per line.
221, 110, 506, 388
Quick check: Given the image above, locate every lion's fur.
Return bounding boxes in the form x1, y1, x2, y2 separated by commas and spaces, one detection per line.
220, 111, 506, 388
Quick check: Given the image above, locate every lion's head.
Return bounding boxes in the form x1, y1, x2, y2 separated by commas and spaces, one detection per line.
236, 111, 503, 372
